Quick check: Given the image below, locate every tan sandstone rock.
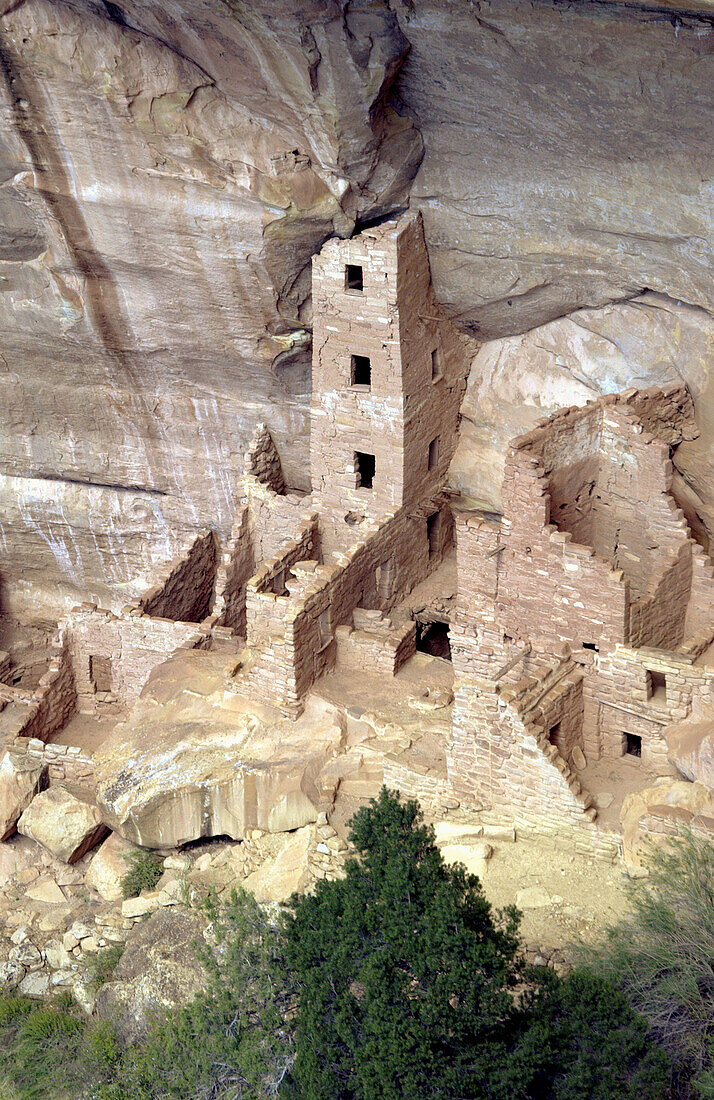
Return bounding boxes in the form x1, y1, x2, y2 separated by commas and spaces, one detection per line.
242, 826, 314, 904
620, 779, 714, 875
0, 751, 45, 842
667, 719, 714, 789
93, 652, 342, 848
17, 785, 109, 864
85, 833, 142, 902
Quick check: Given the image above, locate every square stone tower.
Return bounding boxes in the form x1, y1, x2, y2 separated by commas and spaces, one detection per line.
310, 211, 466, 547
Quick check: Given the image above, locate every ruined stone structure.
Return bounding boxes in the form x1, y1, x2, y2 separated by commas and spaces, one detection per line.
1, 211, 713, 862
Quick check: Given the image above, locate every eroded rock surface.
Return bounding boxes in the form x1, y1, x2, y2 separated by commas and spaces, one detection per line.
620, 779, 714, 873
93, 650, 345, 848
0, 0, 712, 611
668, 718, 714, 788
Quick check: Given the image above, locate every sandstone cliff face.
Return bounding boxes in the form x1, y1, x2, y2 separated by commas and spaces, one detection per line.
0, 0, 712, 610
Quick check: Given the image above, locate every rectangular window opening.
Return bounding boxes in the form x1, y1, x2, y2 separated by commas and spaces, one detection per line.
350, 354, 371, 387
345, 264, 363, 292
548, 721, 562, 750
89, 655, 112, 694
582, 642, 599, 652
647, 670, 667, 703
427, 511, 441, 557
355, 451, 375, 490
428, 437, 440, 472
431, 347, 443, 381
625, 732, 642, 758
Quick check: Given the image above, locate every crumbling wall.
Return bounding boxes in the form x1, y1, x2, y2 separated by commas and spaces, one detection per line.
335, 613, 416, 677
67, 608, 205, 708
138, 530, 217, 623
213, 504, 254, 636
244, 423, 286, 495
247, 500, 450, 713
0, 631, 76, 745
499, 446, 629, 656
629, 541, 692, 650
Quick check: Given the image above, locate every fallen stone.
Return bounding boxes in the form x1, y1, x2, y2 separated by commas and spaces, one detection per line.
93, 666, 343, 847
25, 879, 66, 905
594, 791, 614, 809
572, 746, 587, 770
121, 895, 159, 919
9, 942, 42, 970
17, 784, 109, 864
18, 971, 49, 998
0, 750, 45, 841
38, 907, 72, 932
0, 960, 25, 990
95, 908, 208, 1041
86, 832, 141, 902
45, 940, 72, 970
516, 886, 552, 910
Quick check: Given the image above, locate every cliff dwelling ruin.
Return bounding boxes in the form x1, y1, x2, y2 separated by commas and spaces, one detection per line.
1, 211, 713, 867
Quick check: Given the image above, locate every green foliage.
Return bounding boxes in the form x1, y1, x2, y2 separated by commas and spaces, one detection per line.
503, 968, 669, 1100
583, 828, 714, 1097
282, 787, 668, 1100
283, 787, 520, 1099
123, 887, 296, 1098
0, 992, 87, 1100
120, 849, 164, 899
87, 943, 125, 988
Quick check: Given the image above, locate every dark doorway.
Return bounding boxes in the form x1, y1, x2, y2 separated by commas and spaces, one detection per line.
625, 733, 642, 758
416, 621, 451, 661
427, 511, 441, 556
90, 655, 112, 693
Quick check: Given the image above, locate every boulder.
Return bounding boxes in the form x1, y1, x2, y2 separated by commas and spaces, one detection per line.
17, 785, 109, 864
667, 719, 714, 788
620, 779, 714, 875
0, 750, 45, 841
85, 832, 142, 902
242, 826, 313, 904
93, 652, 342, 848
25, 879, 66, 905
95, 908, 208, 1041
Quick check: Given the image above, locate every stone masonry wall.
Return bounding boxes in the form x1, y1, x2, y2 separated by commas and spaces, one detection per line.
310, 211, 469, 549
246, 499, 451, 714
67, 608, 205, 709
596, 644, 714, 772
0, 630, 77, 746
138, 530, 217, 623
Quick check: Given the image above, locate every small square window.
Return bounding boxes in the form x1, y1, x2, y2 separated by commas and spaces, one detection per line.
647, 670, 667, 702
431, 347, 443, 381
345, 264, 363, 292
355, 451, 375, 490
350, 354, 371, 387
428, 437, 439, 471
625, 733, 642, 758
